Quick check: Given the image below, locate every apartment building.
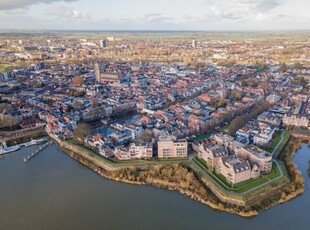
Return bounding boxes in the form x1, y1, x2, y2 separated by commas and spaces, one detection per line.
283, 114, 309, 127
157, 136, 188, 158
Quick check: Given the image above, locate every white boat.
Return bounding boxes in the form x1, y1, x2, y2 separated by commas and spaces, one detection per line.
0, 145, 21, 155
25, 138, 47, 147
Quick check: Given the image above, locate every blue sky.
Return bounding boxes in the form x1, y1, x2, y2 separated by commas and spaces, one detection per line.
0, 0, 309, 30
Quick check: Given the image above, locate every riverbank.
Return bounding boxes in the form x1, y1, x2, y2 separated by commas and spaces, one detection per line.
5, 130, 47, 147
52, 133, 309, 218
60, 145, 258, 217
245, 136, 310, 213
258, 136, 310, 210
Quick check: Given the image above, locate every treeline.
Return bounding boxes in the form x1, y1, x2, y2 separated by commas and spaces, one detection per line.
279, 137, 305, 196
109, 163, 219, 204
6, 130, 47, 146
227, 101, 270, 134
107, 163, 256, 215
250, 137, 306, 212
193, 99, 268, 137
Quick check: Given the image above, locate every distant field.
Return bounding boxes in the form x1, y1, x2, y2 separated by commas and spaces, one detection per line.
0, 63, 15, 73
0, 30, 309, 41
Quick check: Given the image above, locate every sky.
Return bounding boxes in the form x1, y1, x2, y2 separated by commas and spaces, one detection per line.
0, 0, 309, 31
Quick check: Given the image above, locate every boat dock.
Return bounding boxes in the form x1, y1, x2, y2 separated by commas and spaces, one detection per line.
23, 141, 50, 163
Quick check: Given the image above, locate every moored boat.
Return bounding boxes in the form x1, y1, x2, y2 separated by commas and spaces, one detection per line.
25, 138, 47, 147
0, 145, 21, 155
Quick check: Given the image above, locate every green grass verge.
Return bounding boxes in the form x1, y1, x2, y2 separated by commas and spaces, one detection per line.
220, 125, 229, 133
263, 131, 283, 153
273, 131, 291, 159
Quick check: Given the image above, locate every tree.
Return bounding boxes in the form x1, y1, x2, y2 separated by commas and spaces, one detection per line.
294, 62, 303, 69
0, 103, 9, 113
31, 80, 43, 88
136, 129, 152, 142
241, 80, 248, 87
215, 99, 227, 108
72, 76, 84, 86
73, 100, 84, 111
231, 90, 242, 100
92, 99, 100, 107
227, 101, 270, 134
278, 63, 287, 73
5, 115, 16, 130
66, 105, 74, 113
73, 123, 91, 144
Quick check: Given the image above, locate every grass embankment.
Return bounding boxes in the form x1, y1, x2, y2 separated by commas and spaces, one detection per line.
58, 134, 307, 217
261, 130, 291, 158
262, 131, 283, 153
6, 130, 47, 146
273, 131, 291, 159
61, 145, 258, 217
193, 156, 281, 193
249, 137, 307, 212
66, 138, 188, 167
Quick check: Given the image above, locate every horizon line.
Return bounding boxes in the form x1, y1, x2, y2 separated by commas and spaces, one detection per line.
0, 29, 310, 33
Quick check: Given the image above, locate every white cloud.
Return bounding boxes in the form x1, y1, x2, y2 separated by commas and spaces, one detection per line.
0, 0, 309, 30
0, 0, 76, 10
205, 0, 282, 22
47, 5, 90, 19
143, 13, 174, 23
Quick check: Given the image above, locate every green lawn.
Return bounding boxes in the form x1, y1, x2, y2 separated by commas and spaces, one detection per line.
262, 131, 291, 156
191, 134, 210, 141
273, 131, 291, 159
194, 157, 208, 168
67, 138, 76, 144
220, 125, 229, 133
263, 131, 283, 153
194, 156, 282, 193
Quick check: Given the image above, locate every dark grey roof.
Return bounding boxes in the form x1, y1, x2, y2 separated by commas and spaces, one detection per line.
212, 146, 228, 157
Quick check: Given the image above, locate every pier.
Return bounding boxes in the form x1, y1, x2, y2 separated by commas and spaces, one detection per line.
23, 142, 50, 163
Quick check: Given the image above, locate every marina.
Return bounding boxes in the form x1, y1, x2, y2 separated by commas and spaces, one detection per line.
0, 138, 49, 159
23, 142, 50, 163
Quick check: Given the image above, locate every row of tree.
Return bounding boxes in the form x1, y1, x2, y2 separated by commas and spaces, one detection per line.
227, 101, 270, 134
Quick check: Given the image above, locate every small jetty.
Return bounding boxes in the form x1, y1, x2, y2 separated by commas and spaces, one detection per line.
23, 141, 50, 163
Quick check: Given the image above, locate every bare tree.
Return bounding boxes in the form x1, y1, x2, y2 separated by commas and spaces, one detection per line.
73, 123, 91, 144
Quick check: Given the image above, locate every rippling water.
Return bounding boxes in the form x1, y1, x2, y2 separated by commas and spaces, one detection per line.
0, 143, 309, 230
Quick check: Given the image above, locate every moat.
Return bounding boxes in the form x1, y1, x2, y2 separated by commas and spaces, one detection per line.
0, 143, 309, 230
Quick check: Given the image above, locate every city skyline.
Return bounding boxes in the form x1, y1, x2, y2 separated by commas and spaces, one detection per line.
0, 0, 309, 31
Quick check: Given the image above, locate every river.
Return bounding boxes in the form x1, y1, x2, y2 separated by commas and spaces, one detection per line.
0, 143, 309, 230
